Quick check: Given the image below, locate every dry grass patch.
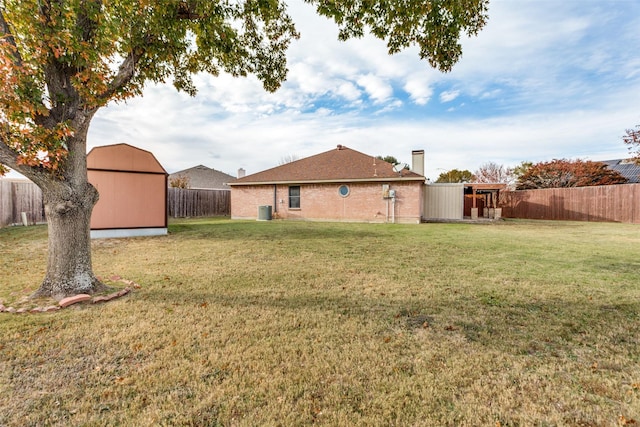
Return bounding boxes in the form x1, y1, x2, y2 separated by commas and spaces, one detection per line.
1, 218, 639, 426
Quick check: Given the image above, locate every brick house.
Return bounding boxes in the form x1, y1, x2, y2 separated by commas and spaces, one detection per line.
229, 145, 426, 224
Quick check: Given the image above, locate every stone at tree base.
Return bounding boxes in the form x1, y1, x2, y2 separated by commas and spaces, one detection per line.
59, 294, 92, 308
92, 287, 131, 304
92, 295, 111, 304
116, 287, 132, 297
0, 288, 132, 314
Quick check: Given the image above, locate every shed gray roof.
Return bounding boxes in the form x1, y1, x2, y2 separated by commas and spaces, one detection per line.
602, 159, 640, 183
169, 165, 235, 189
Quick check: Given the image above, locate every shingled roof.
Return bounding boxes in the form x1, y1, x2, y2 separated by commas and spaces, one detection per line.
602, 159, 640, 183
229, 145, 424, 186
169, 165, 235, 189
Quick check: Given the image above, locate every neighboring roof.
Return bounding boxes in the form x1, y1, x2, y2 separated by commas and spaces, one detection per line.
169, 165, 235, 189
229, 145, 424, 186
87, 143, 166, 174
601, 159, 640, 183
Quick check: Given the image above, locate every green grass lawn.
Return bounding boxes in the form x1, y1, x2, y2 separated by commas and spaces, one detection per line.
1, 218, 639, 426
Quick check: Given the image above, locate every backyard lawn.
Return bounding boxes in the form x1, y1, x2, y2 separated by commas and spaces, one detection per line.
0, 218, 638, 426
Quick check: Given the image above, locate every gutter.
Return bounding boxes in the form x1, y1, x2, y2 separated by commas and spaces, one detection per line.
229, 176, 426, 186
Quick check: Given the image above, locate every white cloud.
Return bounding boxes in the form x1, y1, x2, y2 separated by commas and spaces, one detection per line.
356, 74, 393, 104
439, 90, 460, 103
403, 74, 433, 105
335, 81, 362, 102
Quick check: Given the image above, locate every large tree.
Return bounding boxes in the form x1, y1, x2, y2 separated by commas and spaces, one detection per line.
473, 161, 514, 185
435, 168, 473, 183
512, 160, 533, 180
623, 125, 640, 162
516, 159, 628, 190
0, 0, 489, 299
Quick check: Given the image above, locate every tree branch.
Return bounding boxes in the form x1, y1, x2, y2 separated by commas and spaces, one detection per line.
0, 134, 18, 170
177, 1, 200, 20
77, 0, 103, 43
97, 50, 142, 104
0, 7, 23, 67
0, 128, 32, 175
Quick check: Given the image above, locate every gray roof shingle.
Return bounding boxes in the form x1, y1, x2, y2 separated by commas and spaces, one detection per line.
169, 165, 235, 189
229, 145, 424, 186
602, 159, 640, 183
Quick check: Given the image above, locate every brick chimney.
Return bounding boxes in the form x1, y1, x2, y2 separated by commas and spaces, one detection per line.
238, 168, 246, 178
411, 150, 425, 176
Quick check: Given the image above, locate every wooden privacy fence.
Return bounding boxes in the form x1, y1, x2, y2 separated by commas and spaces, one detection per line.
5, 181, 637, 226
501, 184, 640, 224
167, 187, 230, 218
0, 180, 45, 227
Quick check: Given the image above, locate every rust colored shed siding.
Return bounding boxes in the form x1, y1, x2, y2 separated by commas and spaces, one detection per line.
89, 170, 167, 229
231, 181, 423, 224
87, 144, 165, 173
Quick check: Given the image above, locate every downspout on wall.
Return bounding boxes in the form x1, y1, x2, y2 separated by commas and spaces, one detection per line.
412, 150, 425, 221
273, 184, 277, 213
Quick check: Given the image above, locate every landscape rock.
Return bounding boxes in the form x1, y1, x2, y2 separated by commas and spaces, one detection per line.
0, 287, 133, 314
59, 294, 92, 308
92, 287, 131, 304
92, 295, 111, 304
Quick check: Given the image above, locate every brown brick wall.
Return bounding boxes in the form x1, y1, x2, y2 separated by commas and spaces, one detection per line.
231, 181, 423, 223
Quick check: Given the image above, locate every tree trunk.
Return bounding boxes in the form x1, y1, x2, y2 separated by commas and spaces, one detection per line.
30, 112, 110, 300
31, 182, 110, 300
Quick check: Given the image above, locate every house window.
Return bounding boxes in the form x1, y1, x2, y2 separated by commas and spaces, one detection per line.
338, 185, 350, 197
289, 186, 300, 209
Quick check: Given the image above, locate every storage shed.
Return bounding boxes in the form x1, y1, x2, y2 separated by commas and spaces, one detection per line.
87, 143, 168, 238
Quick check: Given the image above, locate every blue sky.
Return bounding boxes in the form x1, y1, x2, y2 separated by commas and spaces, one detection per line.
81, 0, 640, 181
